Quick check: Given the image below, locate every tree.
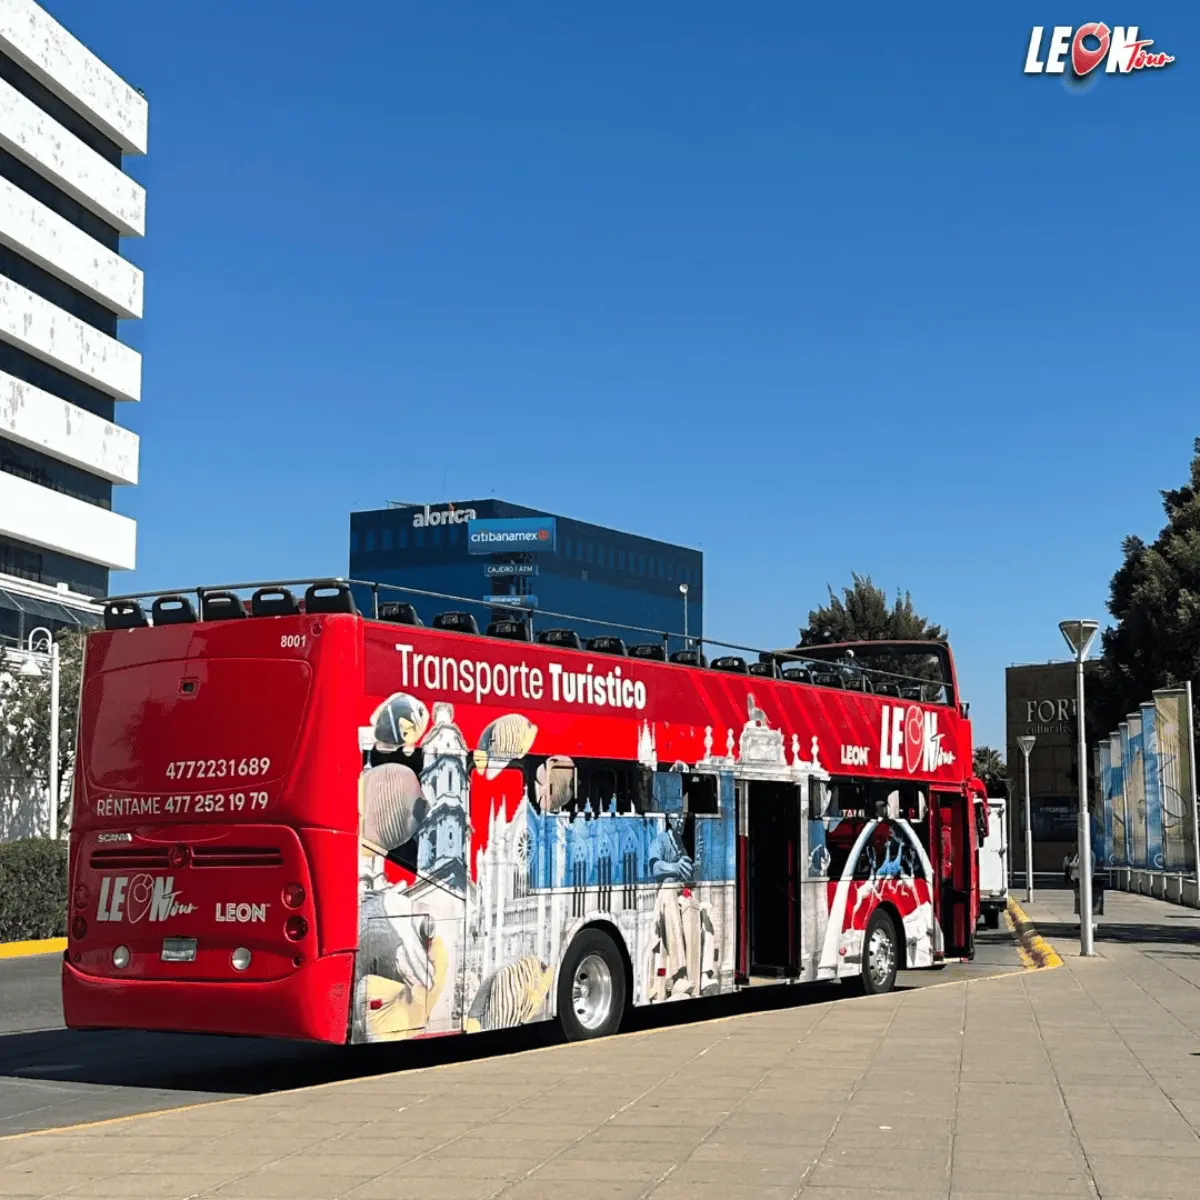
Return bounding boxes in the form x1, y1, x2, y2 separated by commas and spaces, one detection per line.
0, 629, 84, 832
1090, 438, 1200, 742
973, 746, 1007, 796
799, 572, 946, 645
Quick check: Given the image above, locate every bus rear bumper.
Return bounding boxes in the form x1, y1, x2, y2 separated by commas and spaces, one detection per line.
61, 952, 355, 1044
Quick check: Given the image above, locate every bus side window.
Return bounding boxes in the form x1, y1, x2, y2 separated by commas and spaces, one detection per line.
682, 772, 719, 816
531, 757, 577, 816
576, 760, 646, 816
588, 767, 617, 812
808, 777, 830, 821
651, 771, 683, 814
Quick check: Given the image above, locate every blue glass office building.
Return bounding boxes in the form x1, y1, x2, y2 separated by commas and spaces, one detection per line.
349, 500, 702, 649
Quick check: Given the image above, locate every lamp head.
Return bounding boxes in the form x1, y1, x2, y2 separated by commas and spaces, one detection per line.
26, 626, 52, 655
1059, 619, 1099, 661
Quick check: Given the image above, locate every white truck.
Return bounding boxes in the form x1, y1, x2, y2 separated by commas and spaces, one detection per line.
978, 796, 1008, 929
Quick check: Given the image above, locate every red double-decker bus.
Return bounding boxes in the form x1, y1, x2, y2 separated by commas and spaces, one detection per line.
63, 579, 982, 1045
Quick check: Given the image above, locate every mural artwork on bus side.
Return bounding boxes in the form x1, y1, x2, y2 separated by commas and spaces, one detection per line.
351, 690, 938, 1043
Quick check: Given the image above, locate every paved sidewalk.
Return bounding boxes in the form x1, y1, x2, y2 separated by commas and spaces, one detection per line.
0, 892, 1197, 1199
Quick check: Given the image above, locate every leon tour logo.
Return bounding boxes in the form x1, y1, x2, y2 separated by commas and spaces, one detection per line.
1023, 24, 1175, 79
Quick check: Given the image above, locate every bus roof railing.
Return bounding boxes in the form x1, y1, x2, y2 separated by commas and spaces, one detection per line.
101, 576, 956, 697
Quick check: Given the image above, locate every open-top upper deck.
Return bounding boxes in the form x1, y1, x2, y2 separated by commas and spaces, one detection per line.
88, 577, 975, 800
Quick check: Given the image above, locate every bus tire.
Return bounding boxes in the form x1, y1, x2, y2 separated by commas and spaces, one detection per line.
854, 909, 899, 996
558, 927, 626, 1042
984, 909, 1001, 930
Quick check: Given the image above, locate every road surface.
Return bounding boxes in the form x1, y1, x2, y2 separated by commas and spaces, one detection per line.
0, 924, 1023, 1137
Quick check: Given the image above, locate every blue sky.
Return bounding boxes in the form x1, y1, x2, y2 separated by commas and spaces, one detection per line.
52, 1, 1197, 751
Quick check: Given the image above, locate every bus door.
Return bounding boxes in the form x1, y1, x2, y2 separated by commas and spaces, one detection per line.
738, 779, 802, 979
932, 790, 973, 959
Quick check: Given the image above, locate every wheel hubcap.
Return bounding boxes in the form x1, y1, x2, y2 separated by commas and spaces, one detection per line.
867, 927, 894, 987
571, 953, 614, 1031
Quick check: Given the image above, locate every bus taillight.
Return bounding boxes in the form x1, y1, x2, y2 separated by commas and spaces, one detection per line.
282, 883, 305, 909
284, 916, 308, 942
168, 844, 190, 868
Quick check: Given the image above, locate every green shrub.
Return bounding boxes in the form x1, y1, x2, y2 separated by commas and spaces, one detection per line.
0, 838, 68, 942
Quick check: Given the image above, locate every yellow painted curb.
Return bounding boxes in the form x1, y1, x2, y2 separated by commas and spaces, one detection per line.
1003, 908, 1035, 970
1006, 898, 1063, 969
0, 936, 66, 960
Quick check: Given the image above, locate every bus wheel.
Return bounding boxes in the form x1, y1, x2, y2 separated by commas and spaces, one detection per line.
855, 910, 899, 996
558, 928, 626, 1041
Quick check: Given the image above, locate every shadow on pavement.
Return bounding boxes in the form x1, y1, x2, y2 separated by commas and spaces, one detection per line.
1035, 921, 1200, 946
0, 980, 844, 1098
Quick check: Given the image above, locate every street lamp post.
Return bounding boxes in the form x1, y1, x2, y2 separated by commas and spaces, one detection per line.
678, 583, 689, 649
1060, 618, 1099, 957
48, 638, 60, 841
1017, 735, 1036, 901
1003, 775, 1018, 893
7, 628, 61, 840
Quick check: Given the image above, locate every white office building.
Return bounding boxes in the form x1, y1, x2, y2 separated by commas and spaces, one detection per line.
0, 0, 145, 642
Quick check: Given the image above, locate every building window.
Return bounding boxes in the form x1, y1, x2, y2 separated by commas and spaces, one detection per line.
564, 536, 573, 558
0, 243, 117, 336
398, 527, 408, 548
0, 148, 120, 251
587, 543, 595, 564
0, 341, 117, 421
0, 535, 41, 583
381, 529, 392, 551
0, 440, 113, 509
415, 530, 424, 548
0, 534, 107, 597
0, 53, 123, 166
448, 524, 458, 543
365, 531, 376, 552
432, 527, 442, 546
617, 550, 626, 571
607, 547, 615, 568
350, 532, 360, 552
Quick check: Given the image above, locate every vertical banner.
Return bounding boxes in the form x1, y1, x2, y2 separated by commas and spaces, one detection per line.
1109, 731, 1127, 866
1154, 687, 1196, 873
1140, 702, 1164, 870
1092, 745, 1107, 866
1104, 739, 1113, 864
1126, 715, 1146, 870
1191, 681, 1200, 877
1121, 722, 1143, 869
